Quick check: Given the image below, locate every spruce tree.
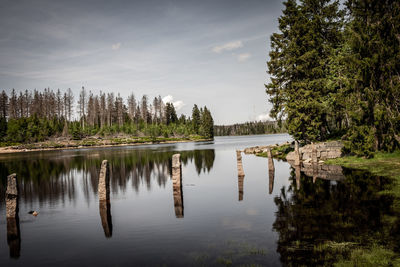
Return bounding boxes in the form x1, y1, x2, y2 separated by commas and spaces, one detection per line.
266, 0, 343, 143
343, 0, 400, 155
192, 104, 201, 134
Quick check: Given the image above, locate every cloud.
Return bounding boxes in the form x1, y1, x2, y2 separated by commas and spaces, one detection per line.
212, 40, 243, 53
162, 95, 185, 111
111, 42, 121, 50
238, 53, 251, 62
256, 113, 271, 121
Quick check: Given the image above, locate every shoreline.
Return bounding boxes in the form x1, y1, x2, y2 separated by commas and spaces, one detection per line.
0, 138, 213, 155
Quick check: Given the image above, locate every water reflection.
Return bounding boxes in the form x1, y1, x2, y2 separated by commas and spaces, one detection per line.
7, 217, 21, 259
273, 167, 397, 266
0, 149, 215, 205
99, 200, 112, 238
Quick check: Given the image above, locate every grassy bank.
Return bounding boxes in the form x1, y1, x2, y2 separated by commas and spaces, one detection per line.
326, 151, 400, 266
326, 151, 400, 200
255, 143, 293, 160
0, 135, 210, 153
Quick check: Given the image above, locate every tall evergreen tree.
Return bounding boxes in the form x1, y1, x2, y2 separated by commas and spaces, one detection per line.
192, 104, 201, 134
343, 0, 400, 155
266, 0, 344, 143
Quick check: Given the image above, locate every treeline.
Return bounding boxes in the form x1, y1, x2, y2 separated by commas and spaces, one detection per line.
266, 0, 400, 156
0, 87, 214, 143
214, 121, 285, 136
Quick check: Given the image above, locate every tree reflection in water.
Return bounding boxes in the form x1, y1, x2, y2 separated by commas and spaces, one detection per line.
273, 167, 399, 266
0, 149, 215, 206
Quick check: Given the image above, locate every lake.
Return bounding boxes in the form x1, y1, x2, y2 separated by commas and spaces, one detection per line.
0, 134, 395, 266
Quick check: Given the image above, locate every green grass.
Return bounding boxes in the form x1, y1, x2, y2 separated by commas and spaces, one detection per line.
334, 245, 400, 267
326, 151, 400, 200
256, 143, 293, 160
326, 151, 400, 266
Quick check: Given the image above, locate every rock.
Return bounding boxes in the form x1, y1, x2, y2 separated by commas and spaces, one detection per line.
286, 141, 343, 162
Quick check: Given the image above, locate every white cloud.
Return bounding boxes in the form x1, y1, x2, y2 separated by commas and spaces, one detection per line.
162, 95, 185, 111
212, 40, 243, 53
256, 113, 271, 121
111, 42, 121, 50
238, 53, 251, 62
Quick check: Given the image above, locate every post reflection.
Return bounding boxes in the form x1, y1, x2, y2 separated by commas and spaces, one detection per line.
6, 173, 20, 258
267, 148, 275, 194
99, 200, 113, 238
98, 160, 112, 238
238, 175, 244, 201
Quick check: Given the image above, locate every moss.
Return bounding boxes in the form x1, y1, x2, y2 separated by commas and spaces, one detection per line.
256, 143, 293, 160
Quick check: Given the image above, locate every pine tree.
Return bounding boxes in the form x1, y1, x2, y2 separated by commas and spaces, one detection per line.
192, 104, 201, 134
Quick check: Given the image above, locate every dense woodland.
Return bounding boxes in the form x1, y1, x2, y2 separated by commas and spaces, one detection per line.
266, 0, 400, 156
214, 121, 285, 136
0, 87, 214, 144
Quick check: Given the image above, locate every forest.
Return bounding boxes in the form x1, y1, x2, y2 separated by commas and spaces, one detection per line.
266, 0, 399, 157
214, 121, 285, 136
0, 87, 214, 144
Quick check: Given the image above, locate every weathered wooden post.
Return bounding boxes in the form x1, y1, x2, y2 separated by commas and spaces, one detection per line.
236, 150, 245, 177
312, 142, 318, 164
6, 173, 18, 218
6, 173, 21, 258
98, 160, 110, 201
98, 160, 112, 237
172, 154, 184, 218
294, 141, 301, 166
267, 147, 275, 170
295, 165, 301, 190
236, 150, 245, 201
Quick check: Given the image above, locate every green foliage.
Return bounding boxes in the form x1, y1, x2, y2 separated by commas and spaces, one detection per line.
266, 0, 400, 155
192, 104, 201, 134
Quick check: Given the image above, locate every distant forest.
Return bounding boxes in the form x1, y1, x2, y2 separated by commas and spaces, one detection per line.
266, 0, 399, 156
0, 87, 214, 144
214, 121, 285, 136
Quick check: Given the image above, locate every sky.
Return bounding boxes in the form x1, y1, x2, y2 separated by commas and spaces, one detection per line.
0, 0, 284, 125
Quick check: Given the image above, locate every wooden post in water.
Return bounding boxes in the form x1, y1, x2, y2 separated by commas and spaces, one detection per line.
172, 154, 184, 218
98, 160, 110, 201
312, 142, 318, 164
98, 160, 112, 238
267, 147, 275, 194
294, 141, 301, 166
236, 150, 245, 201
6, 174, 18, 218
236, 150, 245, 177
6, 173, 21, 258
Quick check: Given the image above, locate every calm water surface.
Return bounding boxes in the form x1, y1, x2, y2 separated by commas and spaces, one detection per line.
0, 134, 395, 266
